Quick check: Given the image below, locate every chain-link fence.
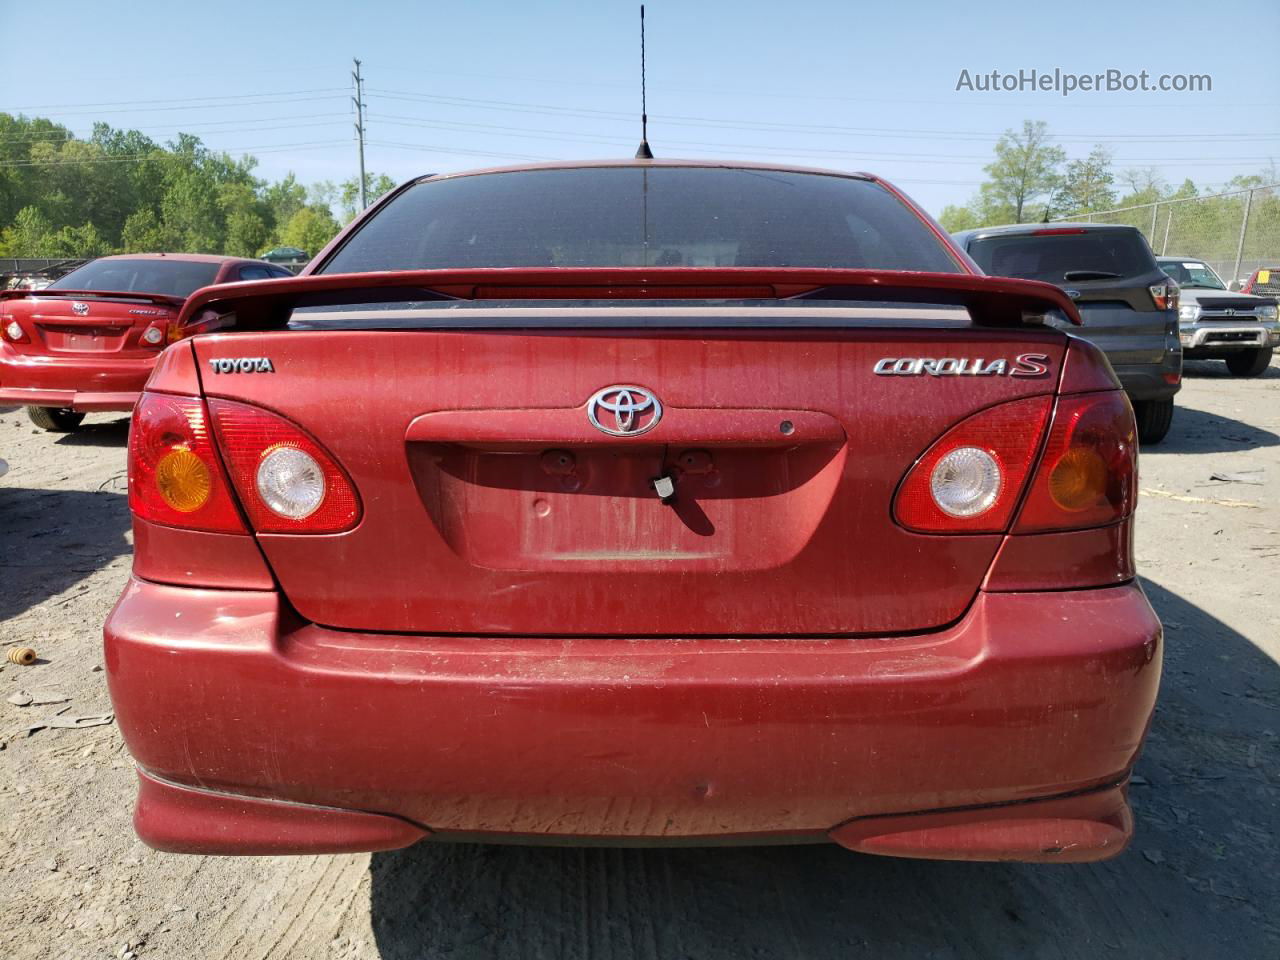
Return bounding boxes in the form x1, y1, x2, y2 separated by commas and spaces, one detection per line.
1, 257, 89, 289
1053, 183, 1280, 289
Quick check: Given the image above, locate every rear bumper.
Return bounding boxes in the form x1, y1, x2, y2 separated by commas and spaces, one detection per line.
1113, 360, 1181, 402
0, 345, 152, 411
105, 578, 1162, 860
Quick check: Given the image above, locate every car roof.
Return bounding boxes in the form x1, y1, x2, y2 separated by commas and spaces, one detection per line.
952, 222, 1141, 243
89, 253, 252, 265
419, 158, 878, 184
1156, 255, 1208, 262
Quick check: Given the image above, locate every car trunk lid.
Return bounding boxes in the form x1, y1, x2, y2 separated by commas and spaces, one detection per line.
1, 291, 181, 358
184, 268, 1077, 638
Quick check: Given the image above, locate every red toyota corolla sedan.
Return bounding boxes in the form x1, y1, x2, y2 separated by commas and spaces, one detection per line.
0, 253, 292, 431
105, 161, 1161, 862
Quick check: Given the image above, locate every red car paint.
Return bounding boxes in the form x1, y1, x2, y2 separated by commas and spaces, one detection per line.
0, 253, 289, 413
1241, 266, 1280, 296
104, 162, 1161, 862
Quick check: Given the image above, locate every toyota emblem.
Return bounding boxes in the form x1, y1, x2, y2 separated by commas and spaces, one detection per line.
71, 301, 90, 316
587, 385, 662, 437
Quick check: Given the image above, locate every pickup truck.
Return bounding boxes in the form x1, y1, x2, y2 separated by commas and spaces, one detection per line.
1158, 256, 1279, 376
104, 161, 1160, 863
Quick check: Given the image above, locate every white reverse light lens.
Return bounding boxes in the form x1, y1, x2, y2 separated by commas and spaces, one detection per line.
5, 321, 23, 340
141, 326, 164, 344
255, 446, 325, 519
930, 446, 1002, 518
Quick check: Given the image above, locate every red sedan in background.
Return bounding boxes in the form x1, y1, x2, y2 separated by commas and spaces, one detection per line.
0, 253, 292, 431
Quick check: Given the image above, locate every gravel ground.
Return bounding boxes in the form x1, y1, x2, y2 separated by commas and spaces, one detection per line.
1, 359, 1277, 960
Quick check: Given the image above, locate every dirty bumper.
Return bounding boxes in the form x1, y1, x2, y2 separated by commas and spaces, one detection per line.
105, 579, 1160, 860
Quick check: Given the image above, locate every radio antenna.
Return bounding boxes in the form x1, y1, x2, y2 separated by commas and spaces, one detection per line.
634, 5, 654, 159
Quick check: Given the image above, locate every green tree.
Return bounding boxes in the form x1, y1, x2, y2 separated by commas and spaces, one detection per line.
51, 222, 112, 257
1117, 168, 1165, 207
161, 168, 223, 252
938, 204, 980, 233
279, 205, 341, 257
218, 181, 271, 257
339, 172, 398, 223
0, 206, 58, 256
225, 210, 270, 257
1050, 147, 1116, 218
977, 120, 1066, 223
120, 208, 177, 253
264, 173, 309, 233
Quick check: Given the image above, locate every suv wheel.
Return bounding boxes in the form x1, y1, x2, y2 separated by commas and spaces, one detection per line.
1133, 398, 1174, 445
1225, 347, 1273, 377
26, 406, 86, 432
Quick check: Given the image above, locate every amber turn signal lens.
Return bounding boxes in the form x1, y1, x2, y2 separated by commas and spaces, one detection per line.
155, 448, 212, 513
1048, 447, 1108, 511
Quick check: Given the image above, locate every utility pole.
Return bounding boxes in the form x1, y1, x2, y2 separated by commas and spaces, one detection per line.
352, 58, 368, 211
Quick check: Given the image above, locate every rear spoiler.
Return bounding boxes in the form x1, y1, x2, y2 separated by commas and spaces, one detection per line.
0, 289, 186, 309
177, 268, 1082, 329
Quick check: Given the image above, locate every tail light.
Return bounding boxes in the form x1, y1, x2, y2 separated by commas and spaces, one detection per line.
1149, 281, 1179, 311
1014, 391, 1136, 533
894, 396, 1052, 533
4, 319, 28, 342
208, 399, 360, 533
128, 393, 246, 533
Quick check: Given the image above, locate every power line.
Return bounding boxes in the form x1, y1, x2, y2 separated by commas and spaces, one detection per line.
0, 140, 350, 168
368, 141, 556, 162
1, 88, 349, 112
367, 64, 1271, 110
4, 107, 1271, 179
5, 94, 350, 120
371, 115, 1279, 167
0, 116, 352, 144
366, 88, 1280, 144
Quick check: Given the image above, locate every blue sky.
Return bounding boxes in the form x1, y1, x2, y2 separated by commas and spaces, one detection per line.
2, 0, 1276, 215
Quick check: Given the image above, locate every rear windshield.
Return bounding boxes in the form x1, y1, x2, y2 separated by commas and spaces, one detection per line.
966, 230, 1156, 284
48, 259, 221, 297
320, 167, 962, 273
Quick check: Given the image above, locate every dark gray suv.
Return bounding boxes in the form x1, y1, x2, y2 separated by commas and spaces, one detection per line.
952, 223, 1182, 444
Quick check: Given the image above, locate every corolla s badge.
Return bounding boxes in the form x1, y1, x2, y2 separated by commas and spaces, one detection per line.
71, 301, 90, 316
587, 385, 662, 436
873, 353, 1051, 378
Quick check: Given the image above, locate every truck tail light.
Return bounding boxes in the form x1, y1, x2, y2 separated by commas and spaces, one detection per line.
208, 399, 361, 534
1014, 391, 1137, 533
1149, 280, 1179, 311
128, 393, 246, 533
894, 396, 1053, 534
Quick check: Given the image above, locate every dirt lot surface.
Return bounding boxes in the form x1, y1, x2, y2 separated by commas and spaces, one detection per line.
1, 359, 1278, 960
